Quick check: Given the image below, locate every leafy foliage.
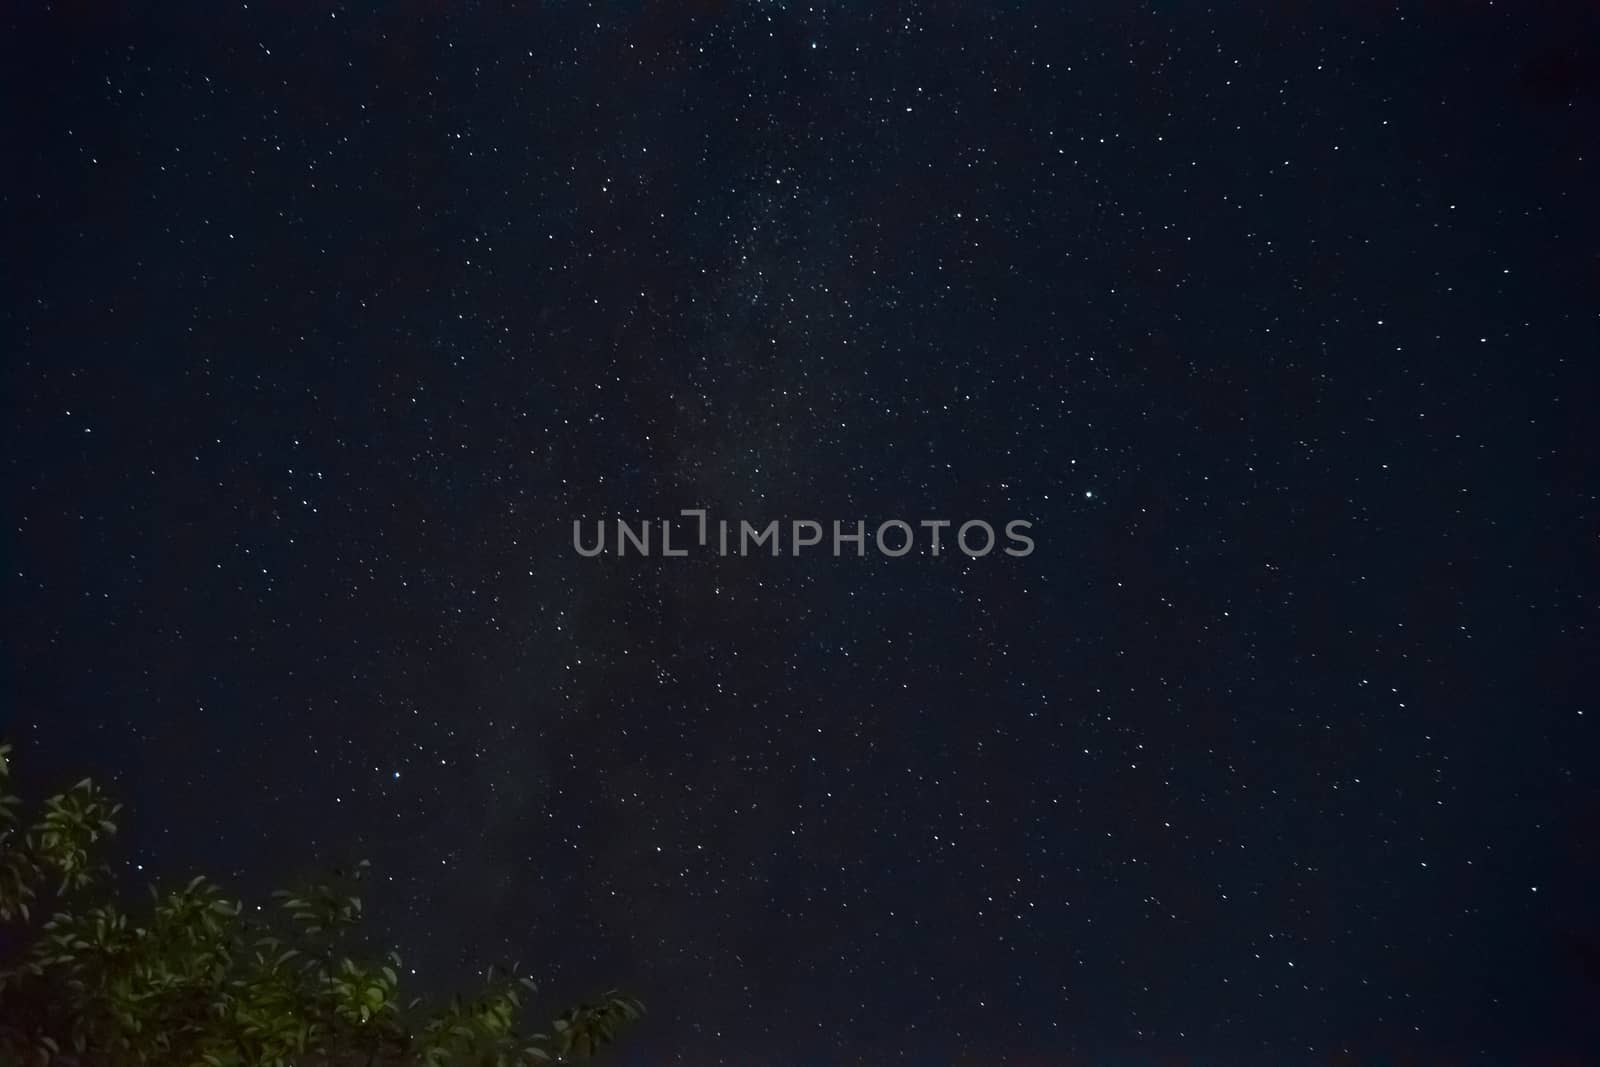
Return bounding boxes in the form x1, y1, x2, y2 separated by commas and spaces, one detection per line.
0, 742, 643, 1066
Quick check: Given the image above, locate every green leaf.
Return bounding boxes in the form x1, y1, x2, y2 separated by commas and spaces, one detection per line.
0, 738, 642, 1064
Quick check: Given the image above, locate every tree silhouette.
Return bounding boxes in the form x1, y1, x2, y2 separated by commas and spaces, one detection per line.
0, 742, 642, 1066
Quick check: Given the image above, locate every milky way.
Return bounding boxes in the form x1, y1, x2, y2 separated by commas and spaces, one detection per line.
4, 4, 1597, 1064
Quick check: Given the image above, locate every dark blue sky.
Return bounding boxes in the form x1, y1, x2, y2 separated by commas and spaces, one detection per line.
4, 2, 1597, 1063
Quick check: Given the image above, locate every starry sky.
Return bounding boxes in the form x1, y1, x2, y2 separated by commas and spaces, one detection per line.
3, 2, 1598, 1064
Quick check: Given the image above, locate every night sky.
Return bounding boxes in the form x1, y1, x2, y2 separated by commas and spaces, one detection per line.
4, 2, 1598, 1064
